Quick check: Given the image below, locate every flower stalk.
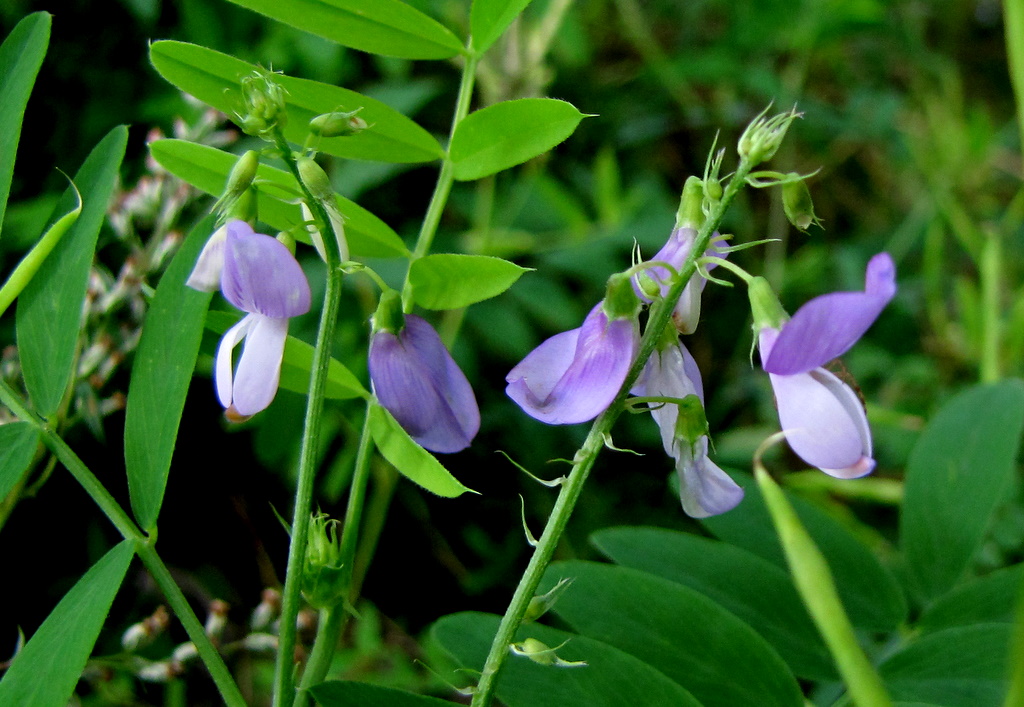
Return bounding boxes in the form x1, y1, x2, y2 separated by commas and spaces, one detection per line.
470, 149, 757, 706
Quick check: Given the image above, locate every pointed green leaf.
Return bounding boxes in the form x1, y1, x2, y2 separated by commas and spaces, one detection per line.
124, 217, 215, 531
544, 561, 803, 707
367, 402, 474, 497
0, 540, 134, 707
880, 625, 1012, 707
149, 139, 409, 258
917, 564, 1023, 633
0, 421, 40, 501
225, 0, 463, 59
204, 310, 369, 400
701, 472, 907, 631
449, 99, 589, 181
901, 381, 1024, 601
0, 12, 50, 232
409, 253, 530, 309
309, 681, 456, 706
16, 126, 128, 417
432, 612, 704, 707
470, 0, 533, 54
592, 526, 836, 680
0, 181, 81, 317
150, 41, 443, 163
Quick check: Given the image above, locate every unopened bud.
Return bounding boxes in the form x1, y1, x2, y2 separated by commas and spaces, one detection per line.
121, 605, 170, 651
238, 69, 288, 138
309, 108, 367, 138
675, 176, 705, 230
226, 150, 259, 197
738, 107, 799, 166
205, 599, 230, 643
748, 276, 788, 332
297, 158, 349, 262
509, 638, 587, 668
524, 578, 574, 623
781, 175, 821, 232
171, 641, 199, 664
301, 512, 346, 610
242, 632, 279, 653
136, 660, 180, 683
251, 587, 281, 631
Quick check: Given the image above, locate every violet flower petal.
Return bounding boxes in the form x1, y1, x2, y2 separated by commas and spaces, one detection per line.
231, 315, 289, 416
369, 315, 479, 453
506, 305, 638, 425
186, 222, 229, 292
764, 253, 896, 375
221, 222, 311, 318
676, 439, 745, 518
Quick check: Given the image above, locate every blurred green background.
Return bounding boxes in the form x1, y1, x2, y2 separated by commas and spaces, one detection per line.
1, 0, 1022, 703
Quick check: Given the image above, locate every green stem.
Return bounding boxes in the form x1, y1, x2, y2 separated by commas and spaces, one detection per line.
979, 231, 1002, 382
470, 154, 755, 707
1005, 0, 1024, 159
0, 379, 247, 707
271, 261, 345, 707
294, 606, 345, 707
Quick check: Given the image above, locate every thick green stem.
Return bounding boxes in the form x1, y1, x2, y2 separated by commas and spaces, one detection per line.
294, 606, 345, 707
271, 262, 345, 707
470, 154, 755, 707
979, 231, 1002, 382
0, 379, 247, 707
1005, 0, 1024, 158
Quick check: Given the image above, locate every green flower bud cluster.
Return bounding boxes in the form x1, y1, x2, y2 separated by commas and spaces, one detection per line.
738, 107, 800, 166
301, 513, 346, 610
237, 69, 288, 138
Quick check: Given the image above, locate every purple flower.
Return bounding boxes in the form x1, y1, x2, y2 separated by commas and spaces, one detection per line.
759, 253, 896, 478
369, 314, 480, 453
633, 340, 744, 517
506, 302, 639, 425
635, 227, 726, 334
211, 221, 311, 418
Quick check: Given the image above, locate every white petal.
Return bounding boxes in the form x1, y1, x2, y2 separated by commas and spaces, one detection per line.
215, 315, 254, 408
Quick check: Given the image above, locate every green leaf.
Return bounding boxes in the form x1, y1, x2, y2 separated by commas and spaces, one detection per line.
449, 99, 589, 181
0, 421, 40, 501
880, 624, 1012, 707
149, 41, 443, 163
591, 526, 836, 680
16, 126, 128, 417
470, 0, 533, 54
124, 217, 215, 531
309, 681, 456, 706
149, 139, 409, 258
901, 381, 1024, 601
431, 612, 704, 707
0, 12, 50, 232
367, 402, 474, 497
544, 561, 804, 707
0, 541, 134, 707
204, 310, 369, 400
917, 564, 1024, 633
701, 472, 907, 631
225, 0, 463, 59
0, 181, 81, 317
409, 254, 530, 309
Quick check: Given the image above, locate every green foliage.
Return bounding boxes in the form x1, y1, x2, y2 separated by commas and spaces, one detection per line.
432, 612, 703, 706
470, 0, 533, 54
225, 0, 464, 59
449, 99, 590, 180
0, 421, 39, 501
149, 139, 409, 258
309, 681, 457, 706
368, 402, 474, 497
150, 41, 444, 163
901, 381, 1024, 601
0, 11, 48, 232
15, 126, 127, 417
124, 216, 214, 531
0, 541, 134, 707
409, 253, 530, 309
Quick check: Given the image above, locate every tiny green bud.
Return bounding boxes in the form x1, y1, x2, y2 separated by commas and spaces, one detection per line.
781, 174, 822, 232
237, 69, 288, 138
297, 157, 349, 262
510, 638, 587, 668
226, 150, 259, 196
301, 513, 346, 610
748, 276, 788, 332
309, 108, 367, 138
738, 107, 800, 166
224, 186, 258, 224
675, 176, 705, 229
524, 577, 574, 623
297, 156, 333, 202
603, 272, 641, 320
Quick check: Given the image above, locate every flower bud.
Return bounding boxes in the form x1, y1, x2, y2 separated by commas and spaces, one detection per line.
603, 272, 641, 321
238, 69, 288, 138
309, 108, 367, 138
524, 577, 573, 623
250, 587, 281, 631
781, 175, 821, 232
509, 638, 587, 668
675, 176, 705, 229
748, 276, 788, 332
301, 512, 346, 610
205, 599, 230, 643
121, 605, 170, 651
738, 107, 799, 166
226, 150, 259, 198
297, 157, 349, 262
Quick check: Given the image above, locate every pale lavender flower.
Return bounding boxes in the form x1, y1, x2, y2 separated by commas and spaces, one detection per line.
635, 227, 726, 334
212, 221, 311, 418
633, 340, 743, 517
506, 302, 639, 425
369, 314, 480, 453
759, 253, 896, 478
186, 222, 230, 292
